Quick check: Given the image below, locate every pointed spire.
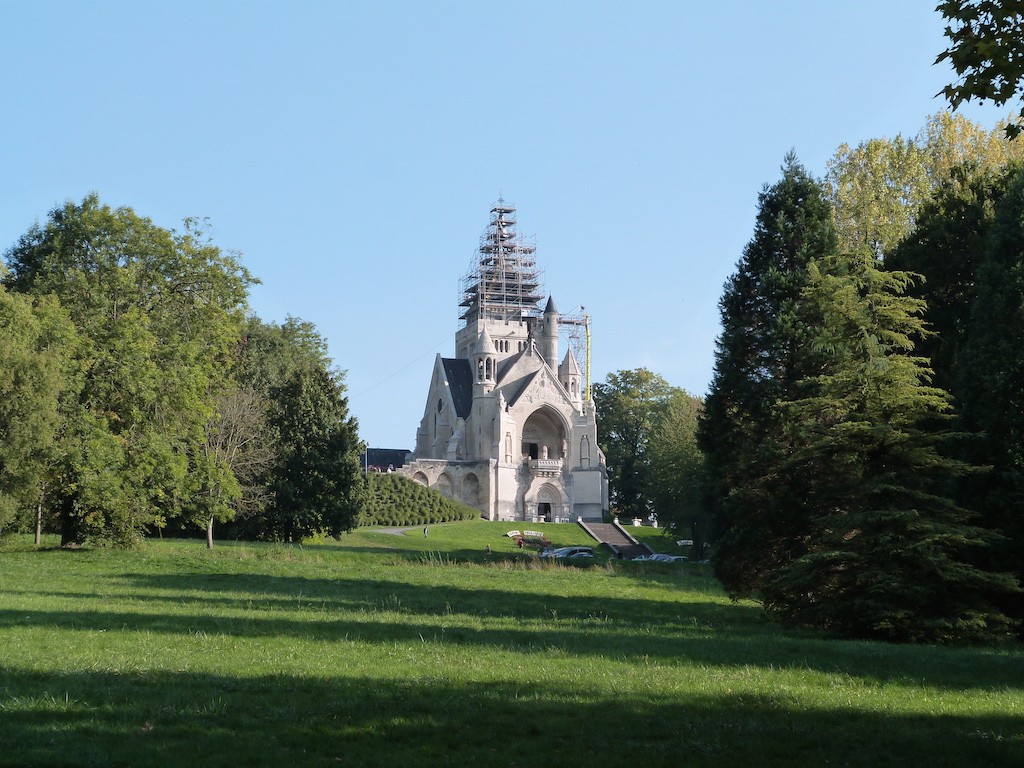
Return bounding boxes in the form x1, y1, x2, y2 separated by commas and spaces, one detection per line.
545, 295, 558, 315
476, 326, 495, 355
559, 349, 581, 376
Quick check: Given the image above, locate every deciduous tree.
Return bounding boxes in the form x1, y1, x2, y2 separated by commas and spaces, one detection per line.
646, 390, 707, 557
936, 0, 1024, 137
0, 290, 77, 538
4, 195, 254, 545
825, 112, 1024, 260
196, 386, 275, 548
594, 368, 678, 521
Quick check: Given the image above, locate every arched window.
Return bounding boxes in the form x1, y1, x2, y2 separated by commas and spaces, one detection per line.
462, 473, 480, 506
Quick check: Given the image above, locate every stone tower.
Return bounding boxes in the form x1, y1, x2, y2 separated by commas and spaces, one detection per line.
403, 201, 608, 523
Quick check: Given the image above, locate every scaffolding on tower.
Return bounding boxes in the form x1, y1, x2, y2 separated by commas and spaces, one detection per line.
561, 307, 593, 404
459, 200, 544, 324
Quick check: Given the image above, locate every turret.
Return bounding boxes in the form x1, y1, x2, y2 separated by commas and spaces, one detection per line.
540, 295, 559, 370
559, 349, 583, 406
473, 326, 497, 393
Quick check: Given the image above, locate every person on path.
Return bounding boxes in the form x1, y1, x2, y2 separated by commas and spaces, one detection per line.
423, 526, 428, 538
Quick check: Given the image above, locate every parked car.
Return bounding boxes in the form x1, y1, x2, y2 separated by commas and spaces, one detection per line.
540, 546, 594, 559
566, 550, 594, 559
649, 553, 687, 563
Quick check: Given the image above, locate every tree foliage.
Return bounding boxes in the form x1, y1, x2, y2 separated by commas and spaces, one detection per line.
956, 166, 1024, 612
594, 368, 678, 520
196, 386, 275, 548
886, 163, 1016, 395
703, 155, 1018, 642
229, 317, 364, 542
4, 195, 255, 545
762, 250, 1017, 642
936, 0, 1024, 137
825, 112, 1024, 260
699, 154, 837, 597
0, 195, 374, 547
646, 389, 708, 556
0, 290, 77, 535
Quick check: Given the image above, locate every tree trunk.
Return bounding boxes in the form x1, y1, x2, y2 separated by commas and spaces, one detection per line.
35, 499, 43, 546
207, 516, 215, 549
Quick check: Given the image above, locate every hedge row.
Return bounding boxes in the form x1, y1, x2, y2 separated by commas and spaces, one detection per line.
358, 474, 480, 527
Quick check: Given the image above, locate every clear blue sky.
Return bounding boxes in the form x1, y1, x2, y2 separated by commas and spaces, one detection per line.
0, 1, 1009, 449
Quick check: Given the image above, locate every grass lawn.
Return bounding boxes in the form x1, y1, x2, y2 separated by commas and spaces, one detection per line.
1, 519, 1021, 767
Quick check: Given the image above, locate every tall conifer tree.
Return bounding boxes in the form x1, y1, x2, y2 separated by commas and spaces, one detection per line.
958, 168, 1024, 622
700, 154, 837, 596
762, 251, 1017, 642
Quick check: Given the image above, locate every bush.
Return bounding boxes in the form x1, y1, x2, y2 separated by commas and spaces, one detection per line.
358, 474, 479, 527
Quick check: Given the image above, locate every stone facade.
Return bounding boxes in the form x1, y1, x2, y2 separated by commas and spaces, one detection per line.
401, 202, 608, 523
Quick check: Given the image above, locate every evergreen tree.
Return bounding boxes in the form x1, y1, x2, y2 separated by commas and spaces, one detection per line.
699, 154, 837, 597
885, 164, 1015, 397
268, 364, 363, 542
958, 167, 1024, 622
762, 250, 1017, 643
231, 317, 364, 542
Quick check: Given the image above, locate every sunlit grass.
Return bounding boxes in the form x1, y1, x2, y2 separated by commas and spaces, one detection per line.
1, 523, 1021, 767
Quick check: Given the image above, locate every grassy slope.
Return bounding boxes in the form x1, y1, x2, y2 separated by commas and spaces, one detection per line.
0, 520, 1020, 767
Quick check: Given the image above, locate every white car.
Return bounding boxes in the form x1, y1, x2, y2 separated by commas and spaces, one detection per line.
649, 553, 687, 563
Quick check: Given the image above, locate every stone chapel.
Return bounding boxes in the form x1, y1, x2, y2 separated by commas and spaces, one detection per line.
400, 202, 608, 523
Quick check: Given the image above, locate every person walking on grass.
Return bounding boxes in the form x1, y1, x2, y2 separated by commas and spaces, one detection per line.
423, 526, 428, 538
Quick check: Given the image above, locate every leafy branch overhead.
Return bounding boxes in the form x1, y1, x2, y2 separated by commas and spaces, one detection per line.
936, 0, 1024, 137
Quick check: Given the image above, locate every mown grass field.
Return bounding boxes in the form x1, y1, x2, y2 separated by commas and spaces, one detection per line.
1, 520, 1021, 767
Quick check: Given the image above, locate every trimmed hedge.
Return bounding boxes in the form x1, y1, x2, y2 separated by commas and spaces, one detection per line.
358, 473, 481, 527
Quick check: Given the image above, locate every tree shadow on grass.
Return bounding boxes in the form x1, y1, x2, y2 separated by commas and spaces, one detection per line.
5, 572, 1023, 692
0, 667, 1020, 768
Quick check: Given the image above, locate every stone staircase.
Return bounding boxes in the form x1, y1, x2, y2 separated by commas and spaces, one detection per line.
579, 520, 654, 559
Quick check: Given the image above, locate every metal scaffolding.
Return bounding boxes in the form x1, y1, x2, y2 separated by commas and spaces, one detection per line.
561, 306, 593, 403
459, 200, 544, 324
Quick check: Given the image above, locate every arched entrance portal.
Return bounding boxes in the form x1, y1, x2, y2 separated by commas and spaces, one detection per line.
534, 483, 563, 523
521, 407, 567, 462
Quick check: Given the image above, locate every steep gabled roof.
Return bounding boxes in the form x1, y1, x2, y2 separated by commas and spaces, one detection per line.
441, 358, 474, 418
503, 368, 540, 408
496, 346, 529, 383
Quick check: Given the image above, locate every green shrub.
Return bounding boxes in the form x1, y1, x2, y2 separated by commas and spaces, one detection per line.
358, 474, 479, 527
